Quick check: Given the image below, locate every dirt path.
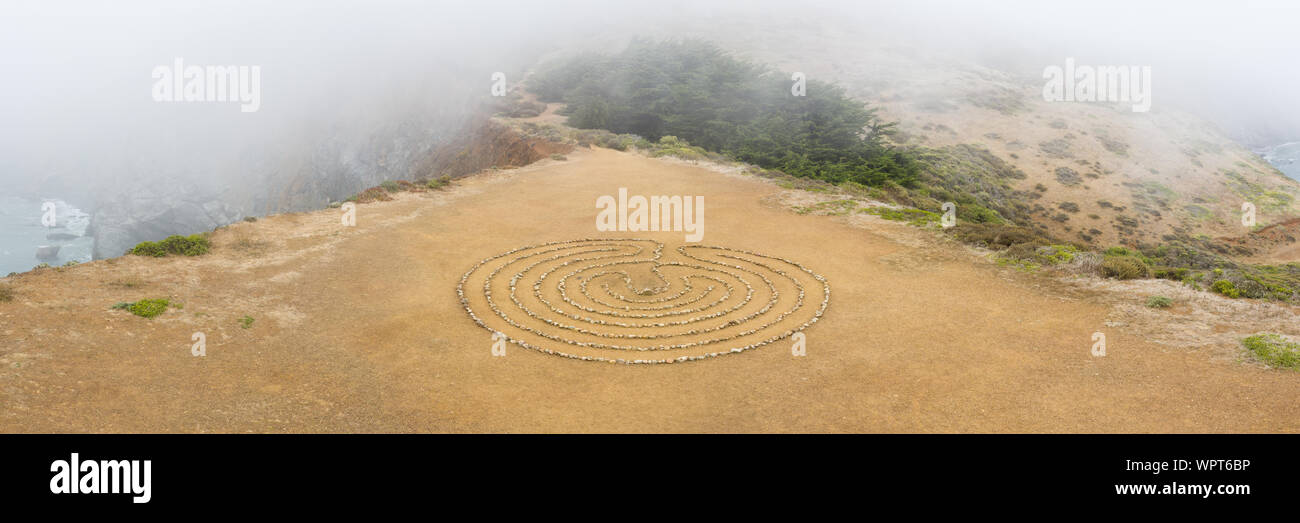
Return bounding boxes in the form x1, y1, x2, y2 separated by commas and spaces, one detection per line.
2, 147, 1297, 432
517, 90, 565, 125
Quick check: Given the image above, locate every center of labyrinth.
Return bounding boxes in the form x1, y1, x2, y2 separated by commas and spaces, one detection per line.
457, 239, 831, 364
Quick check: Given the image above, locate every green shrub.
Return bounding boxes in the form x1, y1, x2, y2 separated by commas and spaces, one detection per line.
861, 206, 940, 226
533, 39, 920, 187
550, 153, 567, 161
129, 234, 210, 257
947, 223, 1047, 249
129, 241, 163, 256
1241, 334, 1300, 369
1153, 267, 1189, 281
594, 133, 639, 151
380, 180, 402, 193
1101, 255, 1150, 280
1145, 296, 1172, 308
120, 298, 170, 318
957, 203, 1002, 224
350, 187, 394, 203
1230, 278, 1270, 299
426, 175, 452, 190
1000, 243, 1078, 267
1211, 279, 1240, 298
1041, 244, 1079, 264
0, 284, 13, 303
1236, 267, 1300, 301
239, 315, 254, 329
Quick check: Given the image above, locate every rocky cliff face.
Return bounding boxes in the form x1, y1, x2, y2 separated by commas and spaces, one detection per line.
87, 178, 242, 259
86, 134, 438, 259
411, 118, 574, 180
86, 113, 565, 259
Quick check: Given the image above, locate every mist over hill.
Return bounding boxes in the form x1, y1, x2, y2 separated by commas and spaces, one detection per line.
3, 0, 1299, 267
0, 1, 567, 262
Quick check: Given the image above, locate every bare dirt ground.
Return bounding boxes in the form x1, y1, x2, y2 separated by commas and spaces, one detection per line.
2, 147, 1298, 433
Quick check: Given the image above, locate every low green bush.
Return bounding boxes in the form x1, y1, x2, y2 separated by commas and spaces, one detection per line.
129, 234, 210, 257
426, 175, 452, 190
1101, 255, 1150, 280
947, 223, 1047, 249
1152, 267, 1189, 281
349, 187, 394, 203
1001, 243, 1078, 266
1145, 296, 1172, 308
1241, 334, 1300, 369
114, 298, 170, 318
1211, 279, 1240, 298
861, 206, 940, 226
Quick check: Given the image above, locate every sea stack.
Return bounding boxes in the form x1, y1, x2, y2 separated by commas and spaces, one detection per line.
35, 245, 61, 261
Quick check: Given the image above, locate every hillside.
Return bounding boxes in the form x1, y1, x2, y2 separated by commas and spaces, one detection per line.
714, 29, 1300, 256
2, 143, 1299, 432
535, 21, 1300, 262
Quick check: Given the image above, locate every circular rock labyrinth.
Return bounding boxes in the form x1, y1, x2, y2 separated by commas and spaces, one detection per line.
458, 239, 830, 363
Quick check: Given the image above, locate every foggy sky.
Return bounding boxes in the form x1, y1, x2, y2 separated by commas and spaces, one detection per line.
2, 0, 1298, 201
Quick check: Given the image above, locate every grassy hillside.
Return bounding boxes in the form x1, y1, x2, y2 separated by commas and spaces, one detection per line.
696, 26, 1300, 250
516, 37, 1300, 304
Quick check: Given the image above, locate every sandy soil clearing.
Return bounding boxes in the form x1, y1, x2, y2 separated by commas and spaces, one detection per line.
1, 147, 1297, 433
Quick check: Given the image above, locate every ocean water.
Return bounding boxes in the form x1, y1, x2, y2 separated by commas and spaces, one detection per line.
0, 196, 93, 275
1259, 141, 1300, 182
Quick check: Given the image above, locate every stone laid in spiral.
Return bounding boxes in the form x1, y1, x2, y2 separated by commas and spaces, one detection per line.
458, 239, 830, 364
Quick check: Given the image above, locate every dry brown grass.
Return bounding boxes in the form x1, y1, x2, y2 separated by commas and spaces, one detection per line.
105, 276, 146, 289
227, 231, 272, 256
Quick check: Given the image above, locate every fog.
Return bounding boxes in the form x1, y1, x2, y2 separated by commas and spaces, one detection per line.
0, 0, 572, 203
1, 0, 1298, 260
846, 0, 1300, 146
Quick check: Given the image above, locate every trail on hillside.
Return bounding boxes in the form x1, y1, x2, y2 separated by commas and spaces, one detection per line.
1, 148, 1297, 432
